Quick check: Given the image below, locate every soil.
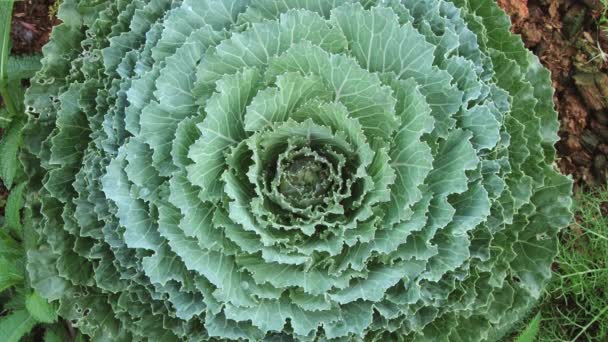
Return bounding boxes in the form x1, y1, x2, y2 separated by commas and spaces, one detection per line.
3, 0, 608, 189
9, 0, 59, 55
498, 0, 608, 189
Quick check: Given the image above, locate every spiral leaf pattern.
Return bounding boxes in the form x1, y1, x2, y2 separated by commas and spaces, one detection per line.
23, 0, 572, 341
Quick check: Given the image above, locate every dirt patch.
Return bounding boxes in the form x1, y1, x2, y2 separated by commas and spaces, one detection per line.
498, 0, 608, 188
10, 0, 59, 55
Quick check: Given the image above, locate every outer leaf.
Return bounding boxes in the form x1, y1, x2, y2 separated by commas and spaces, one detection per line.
6, 55, 42, 82
26, 249, 68, 301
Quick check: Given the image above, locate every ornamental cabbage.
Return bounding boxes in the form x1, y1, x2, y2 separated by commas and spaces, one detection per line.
22, 0, 573, 341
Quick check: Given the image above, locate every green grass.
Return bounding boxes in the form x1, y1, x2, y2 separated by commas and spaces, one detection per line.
600, 0, 608, 27
522, 185, 608, 341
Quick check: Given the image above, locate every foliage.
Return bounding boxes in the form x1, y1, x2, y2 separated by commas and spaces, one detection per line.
0, 1, 78, 341
21, 0, 572, 341
0, 0, 41, 190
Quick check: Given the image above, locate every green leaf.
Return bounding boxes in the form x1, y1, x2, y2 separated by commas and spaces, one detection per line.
0, 0, 15, 82
426, 129, 478, 195
330, 3, 435, 79
244, 72, 330, 132
5, 182, 26, 231
187, 68, 261, 201
0, 256, 24, 292
0, 230, 22, 258
266, 41, 398, 140
0, 310, 37, 342
382, 77, 434, 224
223, 297, 341, 337
0, 107, 11, 129
25, 291, 58, 323
0, 0, 22, 117
195, 8, 348, 97
0, 120, 24, 189
324, 301, 373, 338
516, 313, 541, 342
329, 262, 423, 304
6, 55, 42, 82
26, 249, 68, 301
44, 330, 63, 342
102, 152, 163, 251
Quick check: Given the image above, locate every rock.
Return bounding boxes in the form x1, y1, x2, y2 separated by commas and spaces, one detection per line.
563, 4, 587, 38
564, 136, 582, 153
572, 150, 592, 166
573, 72, 608, 111
591, 121, 608, 140
497, 0, 529, 18
581, 129, 600, 151
594, 110, 608, 125
593, 154, 607, 181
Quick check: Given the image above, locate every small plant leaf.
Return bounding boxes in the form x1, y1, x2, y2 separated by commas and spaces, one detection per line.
25, 291, 58, 323
516, 313, 542, 342
0, 120, 24, 189
0, 309, 37, 342
0, 256, 24, 292
43, 325, 71, 342
0, 230, 22, 258
5, 181, 26, 231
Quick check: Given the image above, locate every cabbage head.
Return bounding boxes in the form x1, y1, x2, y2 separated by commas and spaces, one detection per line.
22, 0, 573, 341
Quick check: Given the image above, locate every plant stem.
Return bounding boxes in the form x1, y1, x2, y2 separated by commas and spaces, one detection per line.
560, 268, 608, 279
571, 305, 608, 342
0, 0, 19, 117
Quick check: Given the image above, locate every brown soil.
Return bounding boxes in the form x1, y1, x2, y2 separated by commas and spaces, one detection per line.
10, 0, 58, 55
498, 0, 608, 189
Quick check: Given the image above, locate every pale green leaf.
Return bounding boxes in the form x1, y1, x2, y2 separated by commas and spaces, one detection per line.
187, 68, 260, 201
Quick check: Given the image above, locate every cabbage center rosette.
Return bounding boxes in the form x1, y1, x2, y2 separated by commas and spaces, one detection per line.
23, 0, 572, 341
